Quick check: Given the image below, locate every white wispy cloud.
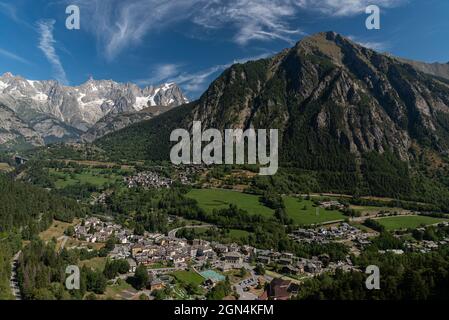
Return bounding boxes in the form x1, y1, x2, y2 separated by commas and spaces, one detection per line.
347, 35, 389, 51
0, 1, 33, 28
70, 0, 202, 61
140, 64, 182, 85
0, 48, 31, 65
294, 0, 406, 16
69, 0, 406, 60
37, 19, 68, 85
194, 0, 304, 45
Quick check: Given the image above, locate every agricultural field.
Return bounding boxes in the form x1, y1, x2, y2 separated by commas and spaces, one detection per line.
186, 189, 274, 217
375, 215, 449, 231
283, 196, 346, 225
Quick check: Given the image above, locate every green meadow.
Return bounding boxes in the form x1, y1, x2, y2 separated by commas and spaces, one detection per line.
283, 196, 346, 225
186, 189, 347, 225
49, 168, 123, 189
186, 189, 274, 217
375, 215, 448, 231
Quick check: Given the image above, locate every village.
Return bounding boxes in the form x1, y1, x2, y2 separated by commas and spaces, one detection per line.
66, 195, 449, 301
71, 217, 356, 300
124, 171, 174, 189
123, 166, 205, 189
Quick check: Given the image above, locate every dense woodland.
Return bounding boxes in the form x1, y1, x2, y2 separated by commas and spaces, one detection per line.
294, 246, 449, 300
0, 174, 87, 299
0, 174, 86, 237
16, 240, 112, 300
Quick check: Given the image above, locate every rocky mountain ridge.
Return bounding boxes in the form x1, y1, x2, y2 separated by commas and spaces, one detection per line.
0, 73, 188, 149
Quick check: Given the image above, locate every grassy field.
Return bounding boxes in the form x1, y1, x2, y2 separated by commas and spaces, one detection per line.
186, 189, 274, 217
283, 196, 346, 225
50, 168, 123, 189
0, 162, 13, 172
79, 257, 108, 271
39, 220, 76, 242
182, 227, 252, 244
103, 279, 136, 300
375, 215, 449, 231
228, 229, 251, 239
172, 270, 205, 286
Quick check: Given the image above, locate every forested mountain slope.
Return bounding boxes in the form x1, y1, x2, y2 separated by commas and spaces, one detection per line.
96, 32, 449, 203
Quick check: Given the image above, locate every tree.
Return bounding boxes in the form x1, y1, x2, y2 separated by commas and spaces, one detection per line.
65, 226, 75, 237
206, 280, 232, 300
139, 293, 150, 300
133, 264, 149, 290
103, 259, 130, 279
254, 264, 265, 275
85, 268, 107, 294
134, 224, 145, 236
105, 236, 117, 251
274, 207, 292, 225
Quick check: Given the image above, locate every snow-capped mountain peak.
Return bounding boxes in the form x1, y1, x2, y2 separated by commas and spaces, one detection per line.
0, 73, 189, 148
0, 73, 189, 131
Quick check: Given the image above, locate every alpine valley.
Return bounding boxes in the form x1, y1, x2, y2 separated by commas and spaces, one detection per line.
97, 32, 449, 204
3, 31, 449, 302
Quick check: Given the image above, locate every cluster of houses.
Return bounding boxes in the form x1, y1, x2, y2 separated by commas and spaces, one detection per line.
173, 165, 206, 185
255, 249, 333, 275
124, 171, 174, 189
290, 223, 373, 245
404, 240, 446, 253
74, 217, 132, 244
133, 238, 216, 269
123, 166, 207, 189
404, 223, 449, 253
318, 200, 346, 211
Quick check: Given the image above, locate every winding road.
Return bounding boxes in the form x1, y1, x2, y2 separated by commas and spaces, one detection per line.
10, 251, 22, 300
168, 224, 214, 238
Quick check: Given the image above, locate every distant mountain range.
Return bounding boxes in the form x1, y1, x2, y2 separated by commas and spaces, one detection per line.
0, 73, 188, 150
397, 58, 449, 81
96, 32, 449, 199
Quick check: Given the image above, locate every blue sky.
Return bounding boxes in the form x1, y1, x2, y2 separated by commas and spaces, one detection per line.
0, 0, 448, 99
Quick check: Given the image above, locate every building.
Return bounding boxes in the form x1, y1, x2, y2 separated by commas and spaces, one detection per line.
150, 279, 165, 291
127, 258, 137, 273
263, 278, 295, 300
223, 252, 243, 264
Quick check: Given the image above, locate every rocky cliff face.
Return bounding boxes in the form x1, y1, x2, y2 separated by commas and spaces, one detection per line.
0, 73, 188, 149
0, 103, 44, 150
